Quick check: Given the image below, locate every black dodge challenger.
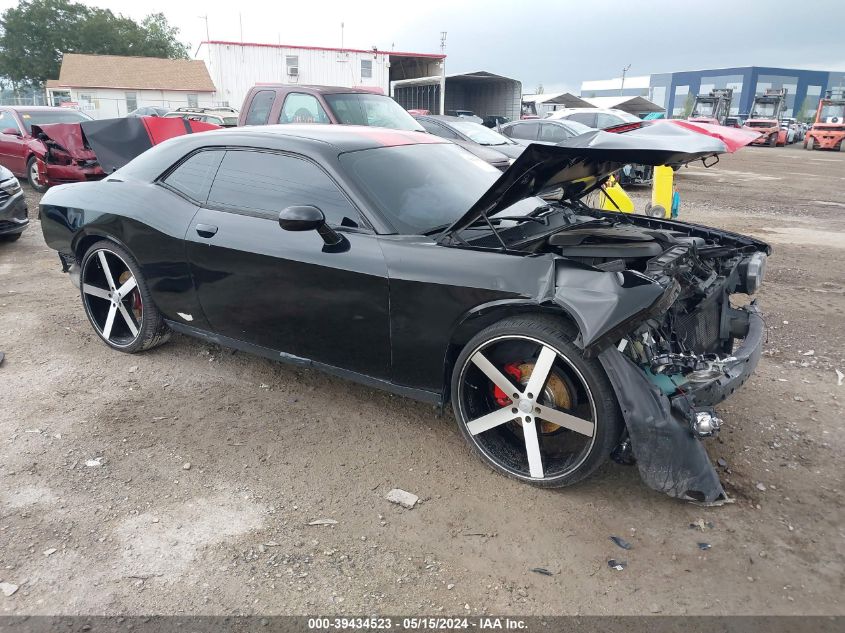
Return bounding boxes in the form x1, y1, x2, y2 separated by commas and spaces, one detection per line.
40, 124, 770, 502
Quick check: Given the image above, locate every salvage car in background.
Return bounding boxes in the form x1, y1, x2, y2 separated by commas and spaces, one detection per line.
546, 107, 640, 128
240, 84, 424, 132
499, 118, 593, 144
0, 106, 94, 192
165, 107, 239, 127
415, 114, 524, 168
127, 106, 170, 117
446, 109, 483, 124
0, 164, 26, 242
39, 124, 768, 503
482, 115, 510, 128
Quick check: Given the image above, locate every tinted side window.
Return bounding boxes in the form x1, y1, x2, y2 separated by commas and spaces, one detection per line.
208, 151, 361, 227
566, 112, 597, 127
419, 120, 459, 139
279, 93, 329, 124
163, 150, 224, 203
244, 90, 275, 125
507, 122, 539, 140
596, 112, 624, 129
539, 123, 570, 142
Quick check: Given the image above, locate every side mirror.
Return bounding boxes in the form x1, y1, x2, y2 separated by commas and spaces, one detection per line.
278, 205, 345, 250
1, 128, 21, 136
278, 205, 326, 232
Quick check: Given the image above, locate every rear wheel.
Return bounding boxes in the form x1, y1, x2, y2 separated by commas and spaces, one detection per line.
768, 134, 777, 147
451, 315, 623, 488
27, 156, 49, 193
79, 241, 170, 353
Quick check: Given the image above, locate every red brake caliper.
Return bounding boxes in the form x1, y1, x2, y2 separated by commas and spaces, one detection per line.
493, 362, 522, 407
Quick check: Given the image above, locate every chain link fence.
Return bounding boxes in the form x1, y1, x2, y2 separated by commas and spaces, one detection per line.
1, 94, 232, 118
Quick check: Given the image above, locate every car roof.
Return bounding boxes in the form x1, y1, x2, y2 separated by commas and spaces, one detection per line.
118, 124, 449, 184
416, 115, 473, 124
552, 107, 632, 115
252, 84, 385, 95
185, 124, 446, 152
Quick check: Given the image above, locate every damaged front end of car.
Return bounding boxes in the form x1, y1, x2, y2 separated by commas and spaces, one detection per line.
578, 214, 768, 502
441, 125, 770, 502
31, 123, 105, 186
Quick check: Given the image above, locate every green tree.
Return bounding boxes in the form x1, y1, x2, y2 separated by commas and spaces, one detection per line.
681, 93, 695, 118
0, 0, 189, 90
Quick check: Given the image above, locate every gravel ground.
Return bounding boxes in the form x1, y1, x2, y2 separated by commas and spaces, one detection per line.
0, 144, 843, 616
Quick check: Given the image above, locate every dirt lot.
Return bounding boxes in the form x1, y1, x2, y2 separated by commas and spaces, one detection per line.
1, 144, 843, 616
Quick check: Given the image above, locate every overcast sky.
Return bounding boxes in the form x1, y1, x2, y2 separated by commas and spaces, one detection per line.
3, 0, 844, 92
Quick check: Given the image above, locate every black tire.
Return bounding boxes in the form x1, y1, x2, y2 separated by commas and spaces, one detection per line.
768, 134, 777, 148
27, 156, 49, 193
0, 232, 22, 242
79, 240, 170, 353
451, 314, 623, 488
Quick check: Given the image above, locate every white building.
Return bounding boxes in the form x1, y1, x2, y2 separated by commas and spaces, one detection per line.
45, 53, 217, 119
196, 40, 445, 112
580, 76, 652, 98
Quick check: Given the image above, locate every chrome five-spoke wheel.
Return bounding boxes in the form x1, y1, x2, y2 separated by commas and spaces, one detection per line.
79, 241, 170, 353
452, 317, 622, 487
82, 248, 142, 346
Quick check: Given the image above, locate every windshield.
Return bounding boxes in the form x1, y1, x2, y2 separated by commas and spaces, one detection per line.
450, 121, 512, 145
18, 109, 91, 133
751, 102, 778, 118
692, 101, 716, 117
820, 103, 845, 121
325, 94, 424, 131
340, 143, 541, 234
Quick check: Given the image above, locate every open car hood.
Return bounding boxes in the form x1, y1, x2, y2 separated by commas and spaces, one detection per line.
439, 124, 745, 240
31, 123, 96, 160
32, 117, 220, 173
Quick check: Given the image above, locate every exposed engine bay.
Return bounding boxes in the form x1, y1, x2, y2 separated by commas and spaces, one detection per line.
538, 209, 767, 406
464, 205, 769, 502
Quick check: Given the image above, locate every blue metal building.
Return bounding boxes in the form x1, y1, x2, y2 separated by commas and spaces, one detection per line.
582, 67, 845, 120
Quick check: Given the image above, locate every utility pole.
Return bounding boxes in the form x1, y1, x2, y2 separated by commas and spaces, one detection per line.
239, 13, 243, 43
620, 63, 631, 95
341, 22, 345, 50
439, 31, 447, 115
199, 15, 210, 43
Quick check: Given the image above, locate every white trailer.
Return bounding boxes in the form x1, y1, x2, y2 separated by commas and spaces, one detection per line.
196, 40, 444, 110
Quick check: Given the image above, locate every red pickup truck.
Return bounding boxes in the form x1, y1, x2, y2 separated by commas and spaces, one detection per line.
239, 84, 424, 132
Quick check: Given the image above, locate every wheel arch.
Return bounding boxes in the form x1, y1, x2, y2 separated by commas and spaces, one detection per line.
72, 230, 131, 264
440, 300, 579, 405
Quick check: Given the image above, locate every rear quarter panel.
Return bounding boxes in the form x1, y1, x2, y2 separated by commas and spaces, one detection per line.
40, 179, 209, 328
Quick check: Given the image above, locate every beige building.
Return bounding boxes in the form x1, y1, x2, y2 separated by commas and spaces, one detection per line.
45, 53, 217, 119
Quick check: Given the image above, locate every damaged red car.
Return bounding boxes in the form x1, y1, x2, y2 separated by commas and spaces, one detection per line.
0, 106, 101, 192
0, 108, 223, 193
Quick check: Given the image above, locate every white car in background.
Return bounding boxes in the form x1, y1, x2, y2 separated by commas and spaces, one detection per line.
546, 107, 641, 129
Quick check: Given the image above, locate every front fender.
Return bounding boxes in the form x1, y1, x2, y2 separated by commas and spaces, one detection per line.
553, 263, 666, 349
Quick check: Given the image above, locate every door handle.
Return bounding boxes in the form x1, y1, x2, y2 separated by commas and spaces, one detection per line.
196, 223, 218, 238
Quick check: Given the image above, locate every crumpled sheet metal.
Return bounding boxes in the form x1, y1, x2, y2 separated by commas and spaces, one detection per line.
598, 346, 726, 502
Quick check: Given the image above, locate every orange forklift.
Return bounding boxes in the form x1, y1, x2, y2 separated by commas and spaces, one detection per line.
688, 88, 733, 126
743, 88, 789, 146
804, 89, 845, 151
